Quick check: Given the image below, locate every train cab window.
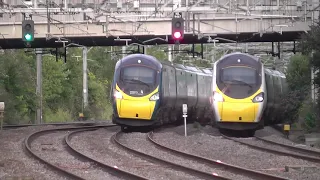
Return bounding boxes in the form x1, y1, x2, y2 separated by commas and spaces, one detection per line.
218, 66, 261, 99
118, 66, 158, 97
122, 66, 156, 85
221, 67, 257, 85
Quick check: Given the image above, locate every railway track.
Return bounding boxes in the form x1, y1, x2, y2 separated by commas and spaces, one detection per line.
113, 130, 290, 180
24, 125, 147, 180
221, 134, 320, 163
256, 136, 320, 158
147, 131, 289, 180
72, 127, 209, 180
3, 121, 104, 129
112, 131, 230, 180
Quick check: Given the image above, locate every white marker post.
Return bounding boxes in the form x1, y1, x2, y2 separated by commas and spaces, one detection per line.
0, 102, 5, 131
182, 104, 188, 137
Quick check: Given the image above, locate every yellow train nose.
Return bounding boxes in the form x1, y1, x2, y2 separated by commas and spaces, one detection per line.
119, 99, 155, 120
221, 102, 257, 122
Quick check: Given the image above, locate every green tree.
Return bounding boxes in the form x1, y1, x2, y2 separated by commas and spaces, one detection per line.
279, 53, 317, 131
62, 47, 84, 118
42, 56, 67, 110
86, 47, 116, 119
0, 50, 36, 124
299, 22, 320, 101
285, 54, 311, 91
41, 55, 72, 122
299, 22, 320, 130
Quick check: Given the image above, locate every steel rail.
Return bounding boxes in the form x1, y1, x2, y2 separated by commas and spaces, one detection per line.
24, 125, 116, 180
147, 131, 289, 180
112, 131, 231, 180
255, 136, 320, 157
3, 121, 107, 129
222, 134, 320, 163
65, 128, 148, 180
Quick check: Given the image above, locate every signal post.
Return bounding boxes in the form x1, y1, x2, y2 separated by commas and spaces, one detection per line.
21, 16, 42, 124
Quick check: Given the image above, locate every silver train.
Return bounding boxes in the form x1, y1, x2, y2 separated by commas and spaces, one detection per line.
210, 52, 288, 135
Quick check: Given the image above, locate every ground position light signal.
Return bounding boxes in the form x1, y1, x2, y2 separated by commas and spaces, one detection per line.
172, 17, 184, 41
22, 19, 34, 42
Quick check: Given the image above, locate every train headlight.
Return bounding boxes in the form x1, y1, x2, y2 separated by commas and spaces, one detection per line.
252, 92, 264, 103
114, 90, 123, 99
149, 92, 159, 101
213, 91, 224, 102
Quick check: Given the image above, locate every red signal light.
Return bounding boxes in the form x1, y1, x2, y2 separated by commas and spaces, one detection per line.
173, 31, 182, 39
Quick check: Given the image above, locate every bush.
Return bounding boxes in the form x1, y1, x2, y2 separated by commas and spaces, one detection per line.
278, 88, 309, 124
43, 108, 73, 123
282, 53, 314, 129
297, 99, 319, 133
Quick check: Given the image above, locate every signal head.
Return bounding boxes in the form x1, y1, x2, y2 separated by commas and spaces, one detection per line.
22, 20, 35, 42
171, 17, 184, 42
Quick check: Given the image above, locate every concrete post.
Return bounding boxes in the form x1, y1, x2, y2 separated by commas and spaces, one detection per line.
83, 47, 88, 109
36, 48, 43, 124
0, 102, 4, 130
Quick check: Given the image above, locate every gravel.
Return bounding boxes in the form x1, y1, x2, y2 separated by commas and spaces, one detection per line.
255, 126, 285, 137
151, 124, 320, 180
236, 136, 320, 159
120, 130, 254, 180
2, 123, 320, 180
0, 125, 70, 180
31, 130, 122, 180
256, 126, 320, 153
230, 137, 320, 162
70, 126, 201, 180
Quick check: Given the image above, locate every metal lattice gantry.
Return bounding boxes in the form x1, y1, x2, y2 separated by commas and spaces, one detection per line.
0, 0, 319, 46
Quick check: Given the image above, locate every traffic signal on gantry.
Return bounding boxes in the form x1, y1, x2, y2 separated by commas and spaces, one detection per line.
22, 20, 34, 42
171, 17, 184, 41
